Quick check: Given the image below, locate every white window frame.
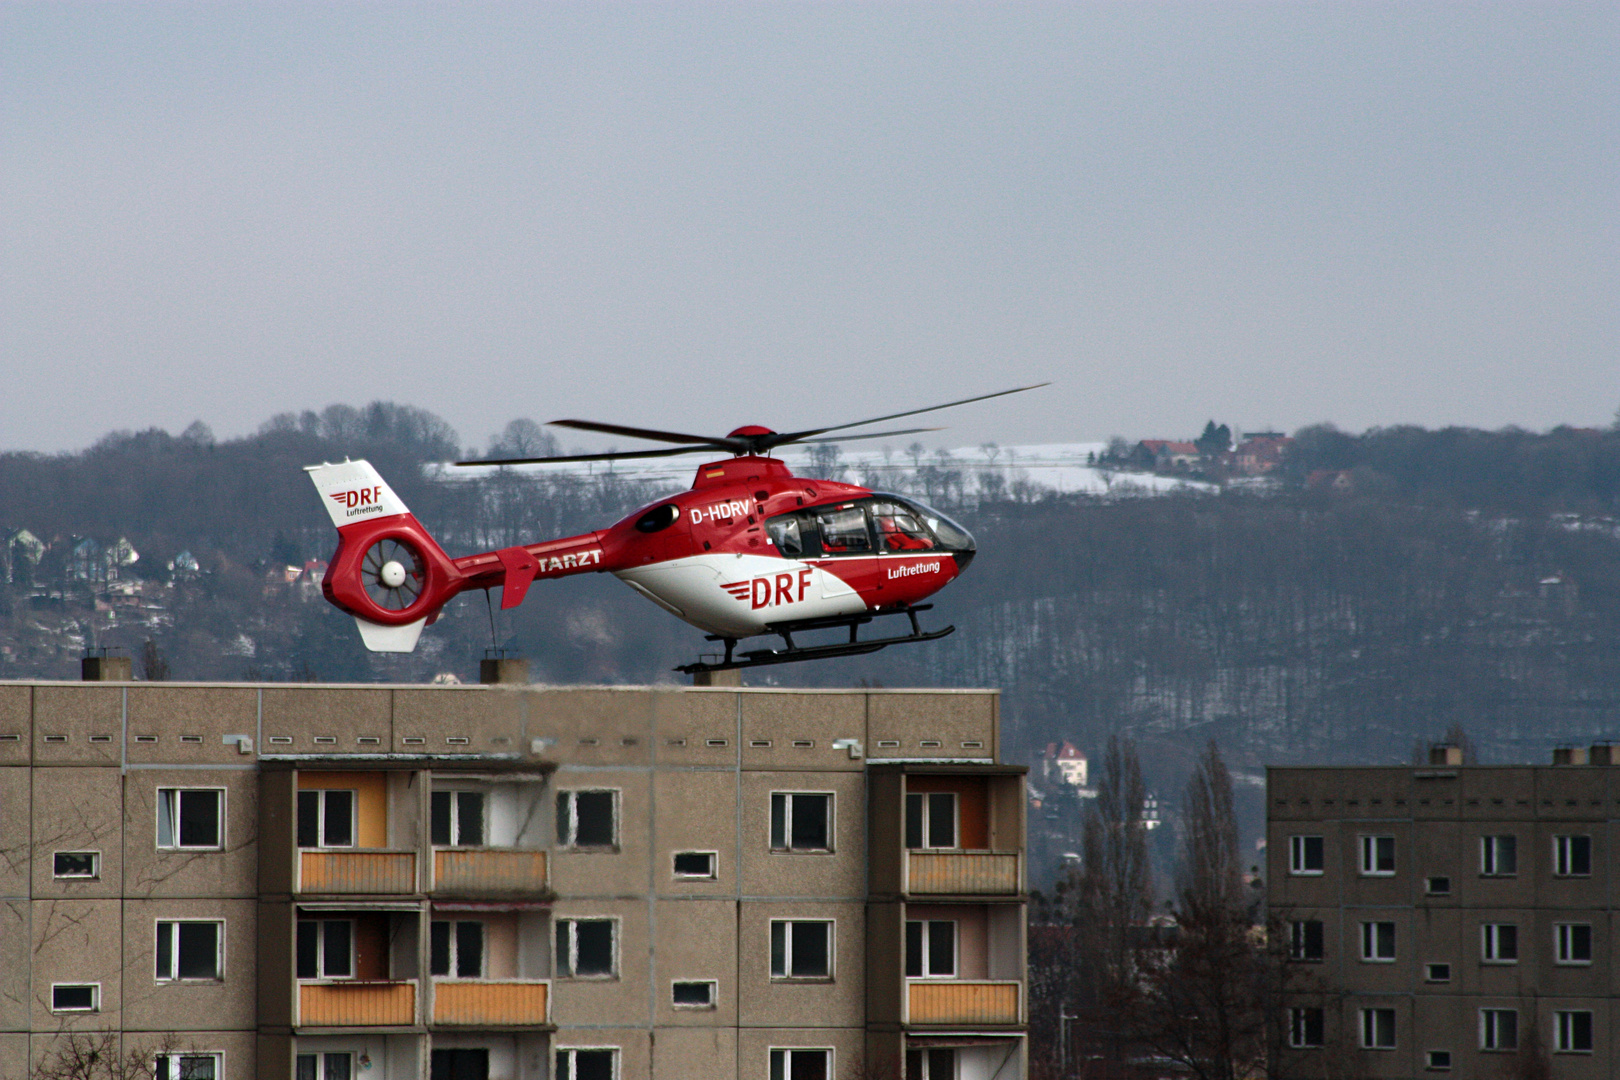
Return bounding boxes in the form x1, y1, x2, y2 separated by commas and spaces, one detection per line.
672, 851, 718, 880
1555, 1009, 1594, 1053
296, 918, 356, 980
1288, 1006, 1325, 1049
906, 919, 958, 978
431, 787, 488, 847
155, 919, 224, 982
555, 1046, 619, 1080
155, 1053, 223, 1079
905, 790, 960, 850
556, 917, 619, 979
295, 1052, 354, 1080
1480, 1008, 1518, 1052
1555, 922, 1592, 965
1553, 834, 1591, 877
298, 788, 357, 849
1288, 919, 1324, 962
52, 850, 100, 879
49, 982, 100, 1013
430, 918, 486, 980
1480, 834, 1517, 877
1360, 921, 1396, 963
1288, 835, 1324, 876
1358, 835, 1395, 876
1360, 1007, 1396, 1050
769, 1047, 833, 1080
671, 979, 717, 1009
156, 787, 225, 851
557, 789, 619, 850
770, 918, 835, 980
1482, 923, 1518, 964
770, 791, 835, 853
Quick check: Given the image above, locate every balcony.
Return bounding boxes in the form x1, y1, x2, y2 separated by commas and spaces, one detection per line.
433, 849, 548, 895
906, 981, 1022, 1026
905, 851, 1021, 896
298, 980, 417, 1027
300, 850, 417, 894
431, 980, 550, 1026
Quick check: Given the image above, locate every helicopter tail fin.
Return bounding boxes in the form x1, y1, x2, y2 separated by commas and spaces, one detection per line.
305, 459, 463, 652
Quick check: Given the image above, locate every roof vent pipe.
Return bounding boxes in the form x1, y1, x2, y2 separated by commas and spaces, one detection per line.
1428, 744, 1463, 766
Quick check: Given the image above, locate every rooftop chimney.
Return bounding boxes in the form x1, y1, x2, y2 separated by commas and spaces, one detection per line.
1428, 743, 1464, 766
81, 649, 131, 682
1591, 743, 1618, 766
1553, 746, 1589, 766
479, 651, 529, 686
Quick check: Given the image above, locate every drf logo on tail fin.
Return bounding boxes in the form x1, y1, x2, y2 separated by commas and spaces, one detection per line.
329, 487, 387, 518
722, 568, 814, 610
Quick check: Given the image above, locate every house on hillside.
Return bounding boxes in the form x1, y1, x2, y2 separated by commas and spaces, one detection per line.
4, 528, 44, 584
1040, 741, 1089, 788
1131, 440, 1201, 473
1234, 433, 1292, 475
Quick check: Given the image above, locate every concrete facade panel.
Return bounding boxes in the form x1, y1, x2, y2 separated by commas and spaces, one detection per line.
393, 687, 526, 758
120, 898, 257, 1031
30, 897, 122, 1029
653, 771, 737, 898
32, 685, 122, 765
261, 687, 391, 752
550, 770, 650, 897
740, 772, 865, 898
653, 899, 737, 1027
0, 901, 28, 1031
741, 692, 865, 772
125, 687, 258, 765
650, 689, 738, 768
523, 688, 655, 768
0, 768, 30, 898
549, 899, 649, 1028
737, 901, 865, 1028
867, 692, 995, 761
0, 686, 30, 765
122, 770, 258, 898
652, 1025, 737, 1080
31, 767, 121, 900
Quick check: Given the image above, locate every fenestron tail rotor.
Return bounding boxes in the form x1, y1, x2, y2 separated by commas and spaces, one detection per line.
361, 537, 427, 612
456, 383, 1049, 467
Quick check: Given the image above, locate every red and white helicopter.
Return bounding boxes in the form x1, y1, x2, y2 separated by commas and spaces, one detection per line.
307, 385, 1042, 672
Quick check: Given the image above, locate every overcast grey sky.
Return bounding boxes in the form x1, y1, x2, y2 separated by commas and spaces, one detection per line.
2, 3, 1615, 455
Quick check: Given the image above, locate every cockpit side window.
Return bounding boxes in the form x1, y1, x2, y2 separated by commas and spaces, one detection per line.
870, 501, 937, 552
766, 513, 818, 557
815, 506, 873, 555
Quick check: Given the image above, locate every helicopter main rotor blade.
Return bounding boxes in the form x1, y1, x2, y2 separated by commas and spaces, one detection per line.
792, 427, 943, 445
763, 383, 1049, 448
547, 418, 747, 451
455, 445, 734, 467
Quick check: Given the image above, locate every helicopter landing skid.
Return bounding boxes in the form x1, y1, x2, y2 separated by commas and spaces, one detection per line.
675, 605, 955, 675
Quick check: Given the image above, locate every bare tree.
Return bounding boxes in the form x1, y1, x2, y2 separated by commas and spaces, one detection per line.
18, 1031, 182, 1080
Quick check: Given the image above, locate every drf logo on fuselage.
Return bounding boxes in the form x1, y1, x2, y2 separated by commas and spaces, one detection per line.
329, 487, 386, 517
721, 567, 814, 610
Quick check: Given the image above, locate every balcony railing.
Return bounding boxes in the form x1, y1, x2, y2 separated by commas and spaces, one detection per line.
298, 980, 417, 1027
299, 850, 417, 894
906, 981, 1022, 1026
905, 851, 1021, 895
431, 979, 550, 1026
433, 848, 548, 894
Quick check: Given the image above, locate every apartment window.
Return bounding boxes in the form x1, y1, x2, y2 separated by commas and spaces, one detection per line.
771, 792, 832, 852
1554, 834, 1592, 877
50, 984, 98, 1012
1288, 920, 1324, 962
769, 1048, 831, 1080
905, 1049, 957, 1079
905, 792, 958, 849
557, 790, 617, 849
555, 1048, 616, 1080
1425, 876, 1451, 896
296, 919, 353, 979
1288, 1007, 1325, 1048
906, 920, 957, 978
1481, 835, 1517, 876
1556, 922, 1593, 964
672, 980, 716, 1008
1425, 963, 1451, 982
770, 920, 833, 979
431, 789, 486, 846
673, 851, 717, 879
1480, 1008, 1518, 1051
1360, 1007, 1396, 1050
1361, 921, 1396, 962
1359, 835, 1395, 876
155, 920, 221, 981
431, 1049, 490, 1080
1425, 1050, 1452, 1071
296, 789, 355, 849
1289, 835, 1324, 875
556, 918, 616, 978
155, 1055, 220, 1079
53, 851, 99, 879
296, 1054, 353, 1080
1482, 923, 1518, 963
156, 788, 222, 850
430, 920, 485, 979
1555, 1010, 1594, 1053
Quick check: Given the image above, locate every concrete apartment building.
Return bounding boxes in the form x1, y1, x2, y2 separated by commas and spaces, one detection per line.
1268, 744, 1620, 1080
0, 669, 1027, 1080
